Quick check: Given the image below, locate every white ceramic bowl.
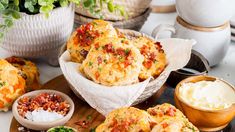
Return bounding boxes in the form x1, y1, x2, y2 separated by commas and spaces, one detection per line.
152, 16, 230, 66
176, 0, 235, 27
12, 90, 75, 130
0, 3, 74, 66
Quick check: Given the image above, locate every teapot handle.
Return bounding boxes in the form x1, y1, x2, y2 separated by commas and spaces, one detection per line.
151, 24, 176, 40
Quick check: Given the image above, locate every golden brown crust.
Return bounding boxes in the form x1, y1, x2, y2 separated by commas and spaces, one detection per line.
67, 20, 117, 63
6, 57, 41, 92
148, 103, 199, 132
96, 103, 198, 132
133, 37, 167, 80
96, 107, 155, 132
80, 37, 144, 86
0, 59, 26, 111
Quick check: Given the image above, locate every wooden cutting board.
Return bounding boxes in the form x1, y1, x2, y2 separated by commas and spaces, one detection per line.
10, 75, 167, 132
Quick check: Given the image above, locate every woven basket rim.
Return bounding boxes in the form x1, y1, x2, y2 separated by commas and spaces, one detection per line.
74, 0, 152, 21
74, 8, 151, 23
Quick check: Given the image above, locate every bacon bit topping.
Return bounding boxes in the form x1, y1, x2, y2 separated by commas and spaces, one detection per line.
77, 28, 84, 35
94, 43, 100, 50
0, 100, 4, 108
116, 48, 126, 56
140, 45, 149, 55
79, 49, 88, 58
148, 109, 157, 116
4, 96, 12, 103
97, 56, 102, 65
109, 118, 138, 132
149, 109, 163, 117
155, 42, 162, 48
116, 48, 131, 57
149, 52, 156, 61
155, 42, 164, 53
6, 57, 26, 65
103, 44, 133, 67
75, 120, 89, 129
143, 60, 152, 69
17, 93, 70, 118
165, 107, 176, 117
161, 122, 169, 128
124, 60, 131, 68
95, 72, 100, 80
76, 23, 100, 47
104, 43, 115, 53
150, 122, 158, 129
140, 44, 158, 68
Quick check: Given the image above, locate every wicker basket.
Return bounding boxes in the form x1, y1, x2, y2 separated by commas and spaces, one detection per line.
75, 8, 151, 31
59, 29, 170, 105
75, 0, 152, 21
0, 4, 75, 66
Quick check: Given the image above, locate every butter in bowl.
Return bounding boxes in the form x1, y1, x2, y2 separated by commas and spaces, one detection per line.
174, 76, 235, 131
12, 90, 75, 131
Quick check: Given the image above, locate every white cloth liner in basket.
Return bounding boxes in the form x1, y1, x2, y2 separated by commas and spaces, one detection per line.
59, 29, 195, 115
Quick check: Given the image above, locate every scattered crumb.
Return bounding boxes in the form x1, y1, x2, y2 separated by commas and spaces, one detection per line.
18, 127, 25, 131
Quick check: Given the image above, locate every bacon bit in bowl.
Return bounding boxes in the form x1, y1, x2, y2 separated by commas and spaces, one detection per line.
17, 92, 70, 122
12, 90, 74, 130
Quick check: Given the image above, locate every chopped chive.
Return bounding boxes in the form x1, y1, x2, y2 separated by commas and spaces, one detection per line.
92, 22, 98, 25
103, 59, 107, 63
125, 49, 130, 55
90, 128, 96, 132
89, 62, 93, 66
0, 81, 6, 87
87, 115, 92, 120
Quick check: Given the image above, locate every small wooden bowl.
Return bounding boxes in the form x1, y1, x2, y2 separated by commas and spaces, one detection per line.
174, 76, 235, 131
12, 90, 75, 130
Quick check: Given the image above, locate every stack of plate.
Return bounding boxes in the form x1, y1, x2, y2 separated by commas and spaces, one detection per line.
230, 15, 235, 42
151, 0, 176, 13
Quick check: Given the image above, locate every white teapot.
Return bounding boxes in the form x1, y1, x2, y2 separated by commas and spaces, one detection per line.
152, 16, 231, 66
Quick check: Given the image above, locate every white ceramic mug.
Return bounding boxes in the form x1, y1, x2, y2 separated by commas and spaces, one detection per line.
152, 16, 231, 66
176, 0, 235, 27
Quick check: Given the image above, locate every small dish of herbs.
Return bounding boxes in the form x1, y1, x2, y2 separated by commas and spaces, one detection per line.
47, 126, 77, 132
